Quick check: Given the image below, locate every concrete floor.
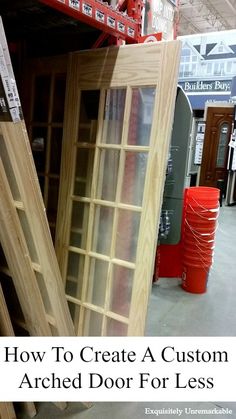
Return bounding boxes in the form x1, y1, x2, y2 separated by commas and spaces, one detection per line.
19, 204, 236, 418
146, 204, 236, 336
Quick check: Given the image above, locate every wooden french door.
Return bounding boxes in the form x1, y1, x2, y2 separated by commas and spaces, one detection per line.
55, 42, 181, 336
0, 56, 69, 335
22, 55, 68, 242
200, 106, 234, 188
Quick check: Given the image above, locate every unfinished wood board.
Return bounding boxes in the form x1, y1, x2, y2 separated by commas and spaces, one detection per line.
0, 157, 51, 335
0, 285, 37, 418
56, 41, 181, 336
0, 402, 16, 419
0, 17, 74, 336
0, 121, 74, 335
0, 284, 14, 336
0, 20, 86, 414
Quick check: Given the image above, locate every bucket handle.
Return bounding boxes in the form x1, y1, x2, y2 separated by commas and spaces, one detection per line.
186, 194, 220, 213
186, 202, 219, 221
184, 219, 218, 241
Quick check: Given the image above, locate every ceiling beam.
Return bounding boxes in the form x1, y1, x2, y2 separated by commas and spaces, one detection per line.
178, 12, 200, 34
179, 0, 236, 34
203, 0, 233, 29
225, 0, 236, 15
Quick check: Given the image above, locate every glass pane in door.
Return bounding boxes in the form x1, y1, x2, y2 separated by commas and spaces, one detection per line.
52, 74, 66, 122
31, 127, 47, 173
86, 258, 109, 307
68, 302, 80, 332
33, 75, 51, 122
66, 252, 84, 300
74, 148, 95, 197
47, 178, 59, 223
50, 128, 63, 174
92, 205, 114, 255
96, 149, 120, 201
115, 210, 141, 263
78, 91, 100, 143
109, 265, 134, 317
101, 89, 126, 144
69, 201, 89, 249
121, 152, 148, 206
127, 87, 155, 146
106, 318, 128, 336
216, 122, 229, 167
83, 310, 103, 336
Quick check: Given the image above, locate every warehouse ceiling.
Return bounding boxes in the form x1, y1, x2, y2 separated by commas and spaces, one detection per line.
178, 0, 236, 35
0, 0, 235, 43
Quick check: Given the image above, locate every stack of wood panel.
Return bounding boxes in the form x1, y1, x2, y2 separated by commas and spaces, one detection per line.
0, 17, 75, 419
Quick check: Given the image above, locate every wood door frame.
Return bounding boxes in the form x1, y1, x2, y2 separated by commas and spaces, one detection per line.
200, 105, 234, 188
55, 42, 181, 336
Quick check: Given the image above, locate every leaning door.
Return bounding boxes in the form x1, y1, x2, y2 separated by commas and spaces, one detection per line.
56, 41, 181, 336
200, 106, 234, 188
22, 55, 68, 242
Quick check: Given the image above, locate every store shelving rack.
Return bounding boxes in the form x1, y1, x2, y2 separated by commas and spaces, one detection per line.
38, 0, 143, 44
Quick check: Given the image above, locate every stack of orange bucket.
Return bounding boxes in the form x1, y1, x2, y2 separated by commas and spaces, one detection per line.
182, 187, 220, 294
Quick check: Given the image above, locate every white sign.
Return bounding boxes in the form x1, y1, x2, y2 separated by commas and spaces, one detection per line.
0, 336, 235, 402
144, 0, 175, 40
194, 122, 205, 164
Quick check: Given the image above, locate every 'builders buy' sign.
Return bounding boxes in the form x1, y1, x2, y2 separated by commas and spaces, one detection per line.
178, 30, 236, 109
179, 80, 232, 93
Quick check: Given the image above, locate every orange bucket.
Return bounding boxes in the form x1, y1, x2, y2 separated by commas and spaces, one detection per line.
182, 265, 209, 294
183, 247, 213, 259
184, 236, 214, 250
185, 206, 219, 219
183, 252, 213, 268
185, 210, 217, 228
184, 224, 216, 238
181, 187, 218, 294
185, 187, 219, 209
